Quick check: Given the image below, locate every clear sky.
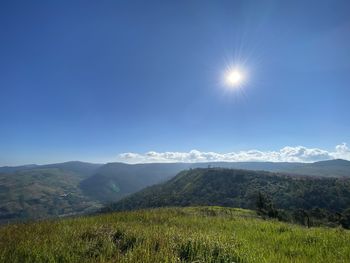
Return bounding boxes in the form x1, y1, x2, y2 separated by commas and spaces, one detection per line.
1, 0, 350, 165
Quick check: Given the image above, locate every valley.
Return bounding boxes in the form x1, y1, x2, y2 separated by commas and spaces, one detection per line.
1, 160, 350, 223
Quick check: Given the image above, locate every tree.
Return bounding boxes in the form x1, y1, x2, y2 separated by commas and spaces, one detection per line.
293, 209, 310, 228
255, 191, 278, 219
340, 209, 350, 229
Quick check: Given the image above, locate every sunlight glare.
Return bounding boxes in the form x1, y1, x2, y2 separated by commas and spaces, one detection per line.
225, 69, 244, 88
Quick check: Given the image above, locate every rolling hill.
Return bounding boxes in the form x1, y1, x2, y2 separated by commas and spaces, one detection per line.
80, 159, 350, 202
109, 168, 350, 223
0, 162, 102, 222
0, 161, 102, 175
1, 159, 350, 222
190, 159, 350, 177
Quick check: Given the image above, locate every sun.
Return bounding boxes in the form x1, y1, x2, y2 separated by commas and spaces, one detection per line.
225, 69, 244, 88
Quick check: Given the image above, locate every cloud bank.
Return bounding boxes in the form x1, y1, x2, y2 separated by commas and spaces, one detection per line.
116, 143, 350, 164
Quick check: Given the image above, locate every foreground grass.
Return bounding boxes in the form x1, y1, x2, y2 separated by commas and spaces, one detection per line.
0, 207, 349, 263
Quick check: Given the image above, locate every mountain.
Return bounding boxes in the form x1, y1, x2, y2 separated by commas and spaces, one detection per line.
40, 161, 103, 176
0, 161, 102, 176
1, 159, 350, 222
80, 162, 190, 202
109, 168, 350, 214
80, 159, 350, 202
0, 162, 103, 222
192, 159, 350, 177
0, 164, 38, 173
286, 159, 350, 177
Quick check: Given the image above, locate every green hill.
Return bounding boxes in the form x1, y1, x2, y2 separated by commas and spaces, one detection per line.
80, 159, 350, 203
0, 162, 103, 222
0, 206, 349, 263
109, 168, 350, 227
1, 159, 350, 222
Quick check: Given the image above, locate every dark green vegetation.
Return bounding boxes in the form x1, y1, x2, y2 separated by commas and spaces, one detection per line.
110, 168, 350, 228
1, 159, 350, 222
79, 159, 350, 202
1, 207, 349, 263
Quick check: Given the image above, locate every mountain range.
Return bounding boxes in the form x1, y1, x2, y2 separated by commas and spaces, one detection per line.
0, 159, 349, 222
109, 167, 350, 214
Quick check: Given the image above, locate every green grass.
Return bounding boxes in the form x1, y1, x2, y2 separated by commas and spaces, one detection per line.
0, 206, 349, 263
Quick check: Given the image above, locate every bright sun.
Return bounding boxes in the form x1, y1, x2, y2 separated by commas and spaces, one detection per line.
225, 69, 244, 87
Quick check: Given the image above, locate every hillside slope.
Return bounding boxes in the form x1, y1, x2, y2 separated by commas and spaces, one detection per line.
80, 162, 190, 202
110, 168, 350, 214
80, 159, 350, 203
1, 207, 349, 263
0, 162, 103, 222
1, 159, 349, 222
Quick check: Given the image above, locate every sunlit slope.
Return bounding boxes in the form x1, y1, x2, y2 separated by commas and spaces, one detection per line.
80, 159, 350, 203
0, 207, 349, 263
1, 159, 349, 222
108, 168, 350, 213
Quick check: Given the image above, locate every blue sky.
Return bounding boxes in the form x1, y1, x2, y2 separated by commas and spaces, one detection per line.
1, 0, 350, 165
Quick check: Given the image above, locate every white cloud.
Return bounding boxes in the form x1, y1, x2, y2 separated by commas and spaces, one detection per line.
332, 143, 350, 160
116, 143, 350, 164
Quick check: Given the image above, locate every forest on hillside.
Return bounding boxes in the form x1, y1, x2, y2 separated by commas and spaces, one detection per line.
109, 168, 350, 228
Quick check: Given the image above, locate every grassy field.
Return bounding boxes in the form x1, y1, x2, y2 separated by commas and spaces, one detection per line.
0, 206, 349, 263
